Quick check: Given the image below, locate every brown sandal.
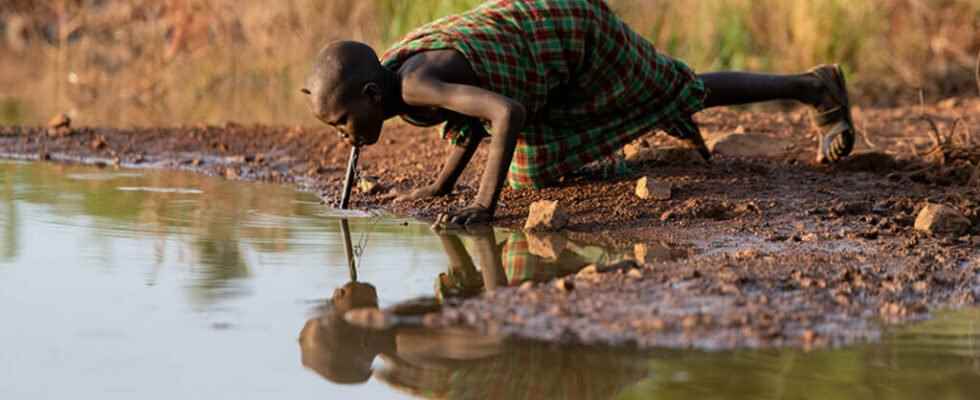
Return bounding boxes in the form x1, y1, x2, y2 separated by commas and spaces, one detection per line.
809, 64, 855, 163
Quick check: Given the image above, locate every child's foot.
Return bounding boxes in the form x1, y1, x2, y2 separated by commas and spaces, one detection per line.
808, 64, 856, 164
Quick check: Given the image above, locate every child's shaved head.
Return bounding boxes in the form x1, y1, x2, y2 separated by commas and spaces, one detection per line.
308, 42, 381, 100
303, 40, 390, 146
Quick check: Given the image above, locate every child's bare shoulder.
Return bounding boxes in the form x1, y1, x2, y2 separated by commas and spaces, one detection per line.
397, 49, 479, 86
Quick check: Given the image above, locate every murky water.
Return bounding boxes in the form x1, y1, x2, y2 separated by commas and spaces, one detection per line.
1, 161, 978, 399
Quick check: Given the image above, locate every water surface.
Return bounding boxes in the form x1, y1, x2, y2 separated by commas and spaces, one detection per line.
1, 161, 978, 399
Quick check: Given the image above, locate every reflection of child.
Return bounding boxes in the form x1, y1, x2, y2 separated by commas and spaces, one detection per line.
299, 282, 394, 384
303, 0, 856, 226
434, 230, 595, 300
299, 281, 645, 399
299, 281, 501, 385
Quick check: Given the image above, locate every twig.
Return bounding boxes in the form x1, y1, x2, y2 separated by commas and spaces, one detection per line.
918, 115, 944, 149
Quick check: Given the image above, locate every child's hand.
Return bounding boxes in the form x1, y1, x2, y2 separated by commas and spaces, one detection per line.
395, 184, 447, 202
434, 206, 492, 228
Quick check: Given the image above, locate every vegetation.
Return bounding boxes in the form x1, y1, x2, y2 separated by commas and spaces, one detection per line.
0, 0, 977, 126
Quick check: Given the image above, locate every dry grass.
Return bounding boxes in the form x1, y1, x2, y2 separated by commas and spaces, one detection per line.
1, 0, 978, 127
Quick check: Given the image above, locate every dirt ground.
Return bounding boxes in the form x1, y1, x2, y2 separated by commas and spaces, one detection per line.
2, 99, 979, 349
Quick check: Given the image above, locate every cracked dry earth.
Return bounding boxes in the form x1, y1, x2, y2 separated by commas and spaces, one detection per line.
3, 98, 979, 349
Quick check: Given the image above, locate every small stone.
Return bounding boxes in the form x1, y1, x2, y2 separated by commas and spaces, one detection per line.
224, 167, 239, 179
914, 203, 971, 236
89, 136, 106, 150
525, 232, 566, 260
553, 278, 574, 292
627, 269, 643, 279
635, 176, 672, 200
47, 113, 71, 129
801, 329, 817, 343
357, 177, 381, 194
524, 200, 569, 231
800, 233, 819, 242
622, 142, 647, 161
518, 281, 535, 291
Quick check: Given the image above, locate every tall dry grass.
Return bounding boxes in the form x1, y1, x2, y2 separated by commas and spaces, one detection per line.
0, 0, 978, 127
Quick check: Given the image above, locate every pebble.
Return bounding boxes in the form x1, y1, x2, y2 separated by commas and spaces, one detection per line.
553, 278, 574, 293
357, 176, 381, 194
524, 200, 570, 231
914, 203, 971, 236
525, 231, 566, 259
635, 176, 672, 200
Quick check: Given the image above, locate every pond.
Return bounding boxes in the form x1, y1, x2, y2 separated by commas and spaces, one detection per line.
1, 160, 978, 399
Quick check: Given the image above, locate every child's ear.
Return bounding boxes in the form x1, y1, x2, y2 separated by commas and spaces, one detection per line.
363, 82, 382, 104
300, 88, 311, 95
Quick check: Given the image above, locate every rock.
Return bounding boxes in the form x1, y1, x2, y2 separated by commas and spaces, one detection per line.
705, 132, 789, 158
224, 167, 239, 179
525, 232, 566, 260
357, 177, 381, 194
553, 278, 574, 292
89, 136, 106, 151
914, 203, 971, 236
623, 141, 651, 161
635, 176, 672, 200
524, 200, 569, 231
47, 113, 71, 129
46, 113, 72, 137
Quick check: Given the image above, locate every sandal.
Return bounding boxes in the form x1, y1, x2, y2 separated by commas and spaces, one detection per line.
809, 64, 856, 163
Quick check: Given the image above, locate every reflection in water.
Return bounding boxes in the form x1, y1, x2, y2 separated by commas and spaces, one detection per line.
433, 227, 627, 300
3, 161, 979, 399
299, 281, 650, 399
299, 229, 660, 399
0, 161, 435, 305
300, 225, 654, 399
0, 165, 18, 262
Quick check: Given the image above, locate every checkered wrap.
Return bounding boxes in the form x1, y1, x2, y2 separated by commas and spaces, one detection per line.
381, 0, 706, 189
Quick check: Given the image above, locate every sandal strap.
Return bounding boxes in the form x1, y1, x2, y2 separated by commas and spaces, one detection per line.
812, 106, 850, 127
824, 120, 851, 138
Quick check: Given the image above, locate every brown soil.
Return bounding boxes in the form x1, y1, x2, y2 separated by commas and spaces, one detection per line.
2, 99, 979, 349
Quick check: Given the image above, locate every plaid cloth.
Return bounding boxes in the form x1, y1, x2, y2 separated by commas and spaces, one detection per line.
381, 0, 706, 189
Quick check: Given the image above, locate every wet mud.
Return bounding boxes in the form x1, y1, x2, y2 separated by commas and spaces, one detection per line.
2, 100, 979, 349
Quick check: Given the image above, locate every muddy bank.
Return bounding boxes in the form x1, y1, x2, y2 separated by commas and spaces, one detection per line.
2, 99, 979, 349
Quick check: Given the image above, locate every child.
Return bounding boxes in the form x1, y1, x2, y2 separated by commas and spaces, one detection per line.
301, 0, 855, 226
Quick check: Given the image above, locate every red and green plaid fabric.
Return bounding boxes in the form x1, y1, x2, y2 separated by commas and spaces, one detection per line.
381, 0, 706, 189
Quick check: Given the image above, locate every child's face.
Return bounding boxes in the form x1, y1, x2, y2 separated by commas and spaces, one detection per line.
304, 83, 384, 147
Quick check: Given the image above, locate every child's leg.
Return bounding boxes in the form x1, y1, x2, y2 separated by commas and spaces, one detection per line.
699, 72, 822, 108
699, 68, 856, 163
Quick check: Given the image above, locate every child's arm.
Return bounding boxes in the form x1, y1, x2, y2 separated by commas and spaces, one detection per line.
402, 77, 526, 225
398, 124, 484, 201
